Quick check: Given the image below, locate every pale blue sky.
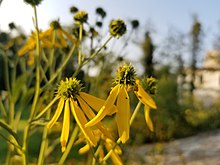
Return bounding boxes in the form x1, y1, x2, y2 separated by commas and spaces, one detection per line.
0, 0, 220, 70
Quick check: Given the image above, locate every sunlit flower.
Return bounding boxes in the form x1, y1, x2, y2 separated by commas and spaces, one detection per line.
86, 63, 157, 143
47, 77, 115, 152
77, 129, 123, 165
18, 21, 77, 65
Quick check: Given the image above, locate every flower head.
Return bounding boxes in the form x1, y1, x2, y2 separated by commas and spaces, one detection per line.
24, 0, 43, 6
18, 21, 77, 65
74, 11, 88, 24
86, 64, 157, 143
47, 77, 114, 152
109, 19, 127, 38
77, 129, 123, 165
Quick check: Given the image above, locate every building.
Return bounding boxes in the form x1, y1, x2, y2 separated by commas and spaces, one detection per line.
178, 50, 220, 106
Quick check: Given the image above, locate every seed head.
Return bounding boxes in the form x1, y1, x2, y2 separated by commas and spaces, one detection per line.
109, 19, 126, 38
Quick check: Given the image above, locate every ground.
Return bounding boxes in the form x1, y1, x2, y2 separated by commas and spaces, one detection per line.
125, 129, 220, 165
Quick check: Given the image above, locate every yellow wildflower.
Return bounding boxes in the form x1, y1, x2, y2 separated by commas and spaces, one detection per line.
77, 129, 123, 165
18, 21, 77, 65
86, 63, 157, 143
47, 77, 115, 152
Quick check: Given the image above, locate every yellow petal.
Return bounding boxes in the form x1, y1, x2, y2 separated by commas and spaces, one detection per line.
144, 105, 154, 132
18, 41, 35, 56
105, 143, 123, 165
134, 80, 157, 109
77, 96, 113, 139
79, 92, 116, 115
27, 51, 35, 65
116, 87, 130, 143
61, 28, 78, 44
79, 144, 90, 154
47, 98, 64, 129
85, 85, 120, 127
70, 99, 97, 146
57, 30, 67, 47
60, 99, 70, 152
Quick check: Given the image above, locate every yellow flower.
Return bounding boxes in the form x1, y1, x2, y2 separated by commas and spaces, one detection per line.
18, 21, 77, 65
47, 77, 115, 152
86, 64, 157, 143
77, 129, 123, 165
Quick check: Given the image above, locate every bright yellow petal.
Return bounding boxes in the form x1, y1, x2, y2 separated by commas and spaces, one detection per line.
77, 96, 113, 139
79, 92, 116, 115
47, 98, 64, 129
116, 86, 130, 143
144, 105, 154, 132
27, 51, 35, 65
134, 80, 157, 109
60, 28, 78, 44
57, 30, 67, 47
70, 99, 97, 146
60, 99, 70, 152
18, 41, 35, 56
85, 85, 120, 127
79, 144, 90, 154
105, 143, 123, 165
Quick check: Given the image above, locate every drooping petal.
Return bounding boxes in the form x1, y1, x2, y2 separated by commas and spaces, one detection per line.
134, 80, 157, 109
70, 99, 97, 146
57, 30, 68, 47
47, 98, 64, 129
79, 144, 90, 154
77, 96, 113, 139
60, 99, 70, 152
85, 85, 120, 127
60, 28, 78, 44
144, 105, 154, 132
105, 142, 123, 165
116, 86, 130, 143
79, 92, 116, 115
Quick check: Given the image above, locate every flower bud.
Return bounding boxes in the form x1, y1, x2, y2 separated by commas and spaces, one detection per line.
109, 19, 126, 38
74, 11, 88, 24
24, 0, 43, 6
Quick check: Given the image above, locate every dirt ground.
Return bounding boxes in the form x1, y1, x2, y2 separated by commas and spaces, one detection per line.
125, 129, 220, 165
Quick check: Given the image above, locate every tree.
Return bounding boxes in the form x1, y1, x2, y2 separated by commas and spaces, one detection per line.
141, 31, 155, 77
190, 16, 202, 93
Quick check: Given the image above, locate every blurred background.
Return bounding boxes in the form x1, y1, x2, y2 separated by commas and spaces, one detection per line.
1, 0, 220, 164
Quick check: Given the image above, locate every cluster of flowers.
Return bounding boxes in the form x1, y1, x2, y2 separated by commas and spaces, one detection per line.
45, 63, 157, 164
18, 1, 157, 163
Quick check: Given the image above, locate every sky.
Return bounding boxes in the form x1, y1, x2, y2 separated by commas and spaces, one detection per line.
0, 0, 220, 70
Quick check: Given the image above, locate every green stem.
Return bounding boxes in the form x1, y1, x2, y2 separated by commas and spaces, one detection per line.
73, 36, 113, 77
34, 96, 59, 120
78, 24, 83, 65
0, 99, 7, 120
37, 109, 51, 165
3, 54, 10, 93
41, 44, 76, 91
0, 120, 20, 145
58, 126, 79, 164
102, 101, 142, 163
49, 30, 56, 77
130, 101, 142, 125
22, 5, 41, 165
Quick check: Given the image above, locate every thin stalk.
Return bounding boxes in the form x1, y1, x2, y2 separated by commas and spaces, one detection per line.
78, 24, 83, 65
102, 101, 142, 163
3, 55, 10, 93
73, 36, 113, 77
41, 44, 76, 91
0, 99, 7, 120
58, 126, 79, 164
49, 30, 56, 77
34, 96, 58, 120
130, 101, 142, 125
22, 5, 41, 165
37, 109, 51, 165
